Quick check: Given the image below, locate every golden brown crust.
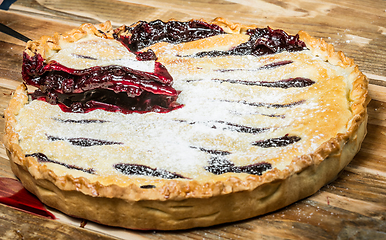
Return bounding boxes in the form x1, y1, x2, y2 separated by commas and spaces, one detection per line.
3, 19, 369, 230
25, 21, 114, 59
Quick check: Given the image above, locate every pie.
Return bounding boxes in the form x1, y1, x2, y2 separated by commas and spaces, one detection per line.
4, 18, 369, 230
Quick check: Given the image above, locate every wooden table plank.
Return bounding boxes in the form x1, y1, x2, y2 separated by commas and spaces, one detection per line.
1, 0, 385, 239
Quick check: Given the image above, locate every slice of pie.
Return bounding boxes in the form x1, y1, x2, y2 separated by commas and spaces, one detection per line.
4, 18, 369, 230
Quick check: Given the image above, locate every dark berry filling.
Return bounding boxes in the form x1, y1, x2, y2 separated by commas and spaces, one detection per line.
26, 153, 96, 174
178, 120, 270, 134
22, 52, 180, 114
52, 118, 109, 124
116, 19, 225, 52
114, 163, 187, 179
189, 27, 306, 58
204, 154, 272, 176
252, 134, 301, 148
47, 135, 123, 147
212, 77, 315, 88
192, 146, 272, 176
216, 60, 294, 72
140, 185, 157, 189
32, 88, 182, 114
222, 99, 305, 109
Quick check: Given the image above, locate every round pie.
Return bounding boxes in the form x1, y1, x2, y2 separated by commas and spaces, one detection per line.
4, 18, 369, 230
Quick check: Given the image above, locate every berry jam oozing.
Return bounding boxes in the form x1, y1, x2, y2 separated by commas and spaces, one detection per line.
26, 153, 96, 174
116, 19, 226, 52
188, 27, 306, 57
22, 52, 180, 114
114, 163, 187, 179
32, 88, 181, 114
252, 134, 301, 148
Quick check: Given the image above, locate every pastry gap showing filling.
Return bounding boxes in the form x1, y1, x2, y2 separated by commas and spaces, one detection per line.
26, 153, 96, 174
114, 163, 188, 179
51, 118, 110, 124
194, 147, 272, 175
46, 135, 123, 147
215, 60, 294, 72
252, 134, 301, 148
211, 77, 315, 88
176, 119, 271, 134
221, 99, 306, 108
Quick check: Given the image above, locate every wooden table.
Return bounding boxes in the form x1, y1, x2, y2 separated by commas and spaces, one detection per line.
1, 0, 385, 239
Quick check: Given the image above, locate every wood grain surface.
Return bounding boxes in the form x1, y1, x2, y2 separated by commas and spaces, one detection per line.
0, 0, 385, 239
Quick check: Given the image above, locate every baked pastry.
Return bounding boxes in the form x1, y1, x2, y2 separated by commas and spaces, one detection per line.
4, 18, 369, 230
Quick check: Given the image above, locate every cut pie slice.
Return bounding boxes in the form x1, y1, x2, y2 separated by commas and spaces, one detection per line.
4, 18, 368, 230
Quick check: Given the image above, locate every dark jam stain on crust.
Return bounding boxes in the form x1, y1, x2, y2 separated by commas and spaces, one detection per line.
116, 19, 225, 52
114, 163, 187, 179
212, 77, 315, 88
191, 27, 307, 58
26, 153, 96, 174
252, 134, 301, 148
0, 177, 56, 219
47, 135, 123, 147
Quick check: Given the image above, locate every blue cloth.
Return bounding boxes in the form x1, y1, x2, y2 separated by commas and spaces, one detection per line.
0, 0, 17, 10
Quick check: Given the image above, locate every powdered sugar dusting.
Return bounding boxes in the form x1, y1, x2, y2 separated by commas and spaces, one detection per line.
16, 39, 353, 180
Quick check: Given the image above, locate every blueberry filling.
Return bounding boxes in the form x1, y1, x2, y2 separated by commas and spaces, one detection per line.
26, 153, 95, 174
